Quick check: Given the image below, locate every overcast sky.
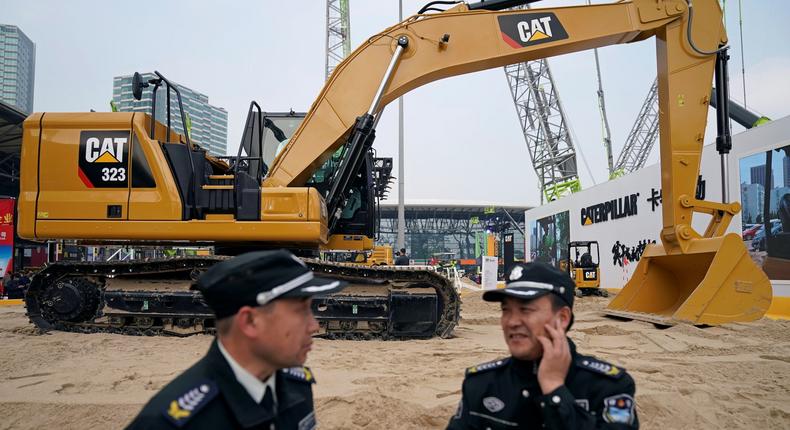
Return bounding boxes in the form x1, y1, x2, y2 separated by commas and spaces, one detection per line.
4, 0, 789, 206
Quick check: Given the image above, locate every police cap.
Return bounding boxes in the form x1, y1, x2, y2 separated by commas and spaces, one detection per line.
482, 262, 575, 308
194, 250, 347, 319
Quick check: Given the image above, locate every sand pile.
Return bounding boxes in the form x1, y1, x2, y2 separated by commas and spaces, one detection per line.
0, 291, 788, 429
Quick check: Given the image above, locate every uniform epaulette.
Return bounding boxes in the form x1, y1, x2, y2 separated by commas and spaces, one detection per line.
162, 379, 219, 427
576, 356, 624, 379
281, 366, 316, 384
465, 358, 510, 376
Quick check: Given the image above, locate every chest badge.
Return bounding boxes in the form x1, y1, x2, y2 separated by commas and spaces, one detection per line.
603, 394, 636, 425
483, 396, 505, 413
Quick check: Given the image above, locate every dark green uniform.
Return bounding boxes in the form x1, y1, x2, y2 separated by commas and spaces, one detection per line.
127, 340, 316, 430
447, 340, 638, 429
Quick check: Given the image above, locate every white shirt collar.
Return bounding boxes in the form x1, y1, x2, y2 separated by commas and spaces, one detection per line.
217, 339, 277, 405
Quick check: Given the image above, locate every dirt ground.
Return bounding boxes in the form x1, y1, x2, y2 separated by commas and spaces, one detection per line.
1, 291, 789, 429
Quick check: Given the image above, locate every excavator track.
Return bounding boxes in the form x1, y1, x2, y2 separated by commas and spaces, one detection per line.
24, 257, 460, 340
304, 259, 460, 340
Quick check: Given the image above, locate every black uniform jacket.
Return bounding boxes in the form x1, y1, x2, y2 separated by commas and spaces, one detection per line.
127, 340, 316, 430
447, 339, 638, 429
395, 255, 410, 265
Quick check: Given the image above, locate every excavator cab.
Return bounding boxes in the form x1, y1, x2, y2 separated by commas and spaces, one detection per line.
567, 241, 606, 297
221, 106, 305, 221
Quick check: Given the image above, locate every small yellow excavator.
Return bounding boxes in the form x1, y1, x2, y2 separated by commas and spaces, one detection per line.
567, 241, 607, 297
18, 0, 771, 336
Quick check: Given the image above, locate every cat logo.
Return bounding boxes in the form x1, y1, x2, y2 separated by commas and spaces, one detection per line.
78, 131, 130, 189
498, 13, 568, 49
517, 16, 554, 42
84, 136, 126, 163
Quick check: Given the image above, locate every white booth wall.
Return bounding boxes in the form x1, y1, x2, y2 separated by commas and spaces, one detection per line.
524, 115, 790, 295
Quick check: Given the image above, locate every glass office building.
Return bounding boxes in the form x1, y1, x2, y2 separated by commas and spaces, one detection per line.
0, 24, 36, 114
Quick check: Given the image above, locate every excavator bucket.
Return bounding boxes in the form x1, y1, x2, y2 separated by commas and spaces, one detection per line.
605, 234, 772, 326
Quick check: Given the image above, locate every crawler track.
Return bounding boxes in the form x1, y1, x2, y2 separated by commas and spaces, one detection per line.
24, 257, 460, 339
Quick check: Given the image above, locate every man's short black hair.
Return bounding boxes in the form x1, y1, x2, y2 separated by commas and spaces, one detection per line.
400, 248, 406, 253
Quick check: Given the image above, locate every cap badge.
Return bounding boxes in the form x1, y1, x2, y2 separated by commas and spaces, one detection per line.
509, 266, 524, 281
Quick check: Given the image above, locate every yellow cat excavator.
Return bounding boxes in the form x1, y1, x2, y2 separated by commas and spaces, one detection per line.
18, 0, 771, 336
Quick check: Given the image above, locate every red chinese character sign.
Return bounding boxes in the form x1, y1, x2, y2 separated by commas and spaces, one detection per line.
0, 198, 14, 283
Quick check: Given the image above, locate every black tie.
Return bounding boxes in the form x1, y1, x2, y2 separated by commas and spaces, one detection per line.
261, 385, 275, 412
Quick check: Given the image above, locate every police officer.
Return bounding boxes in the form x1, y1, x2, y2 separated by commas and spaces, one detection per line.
127, 250, 346, 429
447, 262, 638, 429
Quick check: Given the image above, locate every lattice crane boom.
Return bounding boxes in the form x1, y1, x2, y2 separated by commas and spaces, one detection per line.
613, 78, 659, 175
502, 5, 579, 203
326, 0, 351, 80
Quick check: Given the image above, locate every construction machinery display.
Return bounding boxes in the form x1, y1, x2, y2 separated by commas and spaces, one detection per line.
18, 0, 771, 336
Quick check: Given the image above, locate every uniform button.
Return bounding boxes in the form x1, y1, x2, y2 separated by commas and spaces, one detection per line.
522, 389, 529, 398
540, 401, 545, 408
269, 424, 275, 430
552, 395, 561, 404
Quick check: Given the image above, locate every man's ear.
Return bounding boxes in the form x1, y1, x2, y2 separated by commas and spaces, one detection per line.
235, 306, 260, 338
558, 306, 572, 331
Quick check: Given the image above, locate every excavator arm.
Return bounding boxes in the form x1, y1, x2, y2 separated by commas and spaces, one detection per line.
267, 0, 719, 245
267, 0, 771, 325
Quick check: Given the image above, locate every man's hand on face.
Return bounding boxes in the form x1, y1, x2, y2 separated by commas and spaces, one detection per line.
536, 317, 571, 394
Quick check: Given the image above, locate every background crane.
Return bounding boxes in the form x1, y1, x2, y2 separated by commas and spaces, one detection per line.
326, 0, 351, 80
503, 5, 580, 203
612, 79, 660, 176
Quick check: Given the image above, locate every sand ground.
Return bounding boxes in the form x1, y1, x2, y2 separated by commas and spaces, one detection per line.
1, 290, 789, 429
